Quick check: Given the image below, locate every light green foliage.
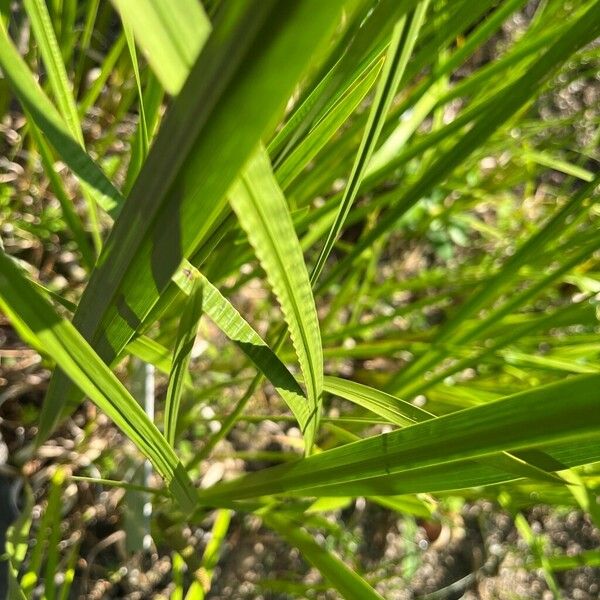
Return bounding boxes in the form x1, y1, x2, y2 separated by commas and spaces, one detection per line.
0, 0, 599, 598
164, 275, 204, 446
231, 147, 324, 452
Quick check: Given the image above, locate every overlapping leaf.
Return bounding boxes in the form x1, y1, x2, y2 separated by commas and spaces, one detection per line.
230, 148, 323, 451
40, 0, 351, 441
197, 375, 600, 501
0, 250, 196, 512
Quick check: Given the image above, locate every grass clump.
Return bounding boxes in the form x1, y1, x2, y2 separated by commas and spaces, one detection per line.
0, 0, 599, 597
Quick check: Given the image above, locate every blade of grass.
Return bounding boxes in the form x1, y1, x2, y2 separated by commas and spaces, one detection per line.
0, 250, 197, 512
310, 0, 430, 284
263, 511, 385, 600
58, 0, 76, 65
524, 149, 595, 182
230, 147, 323, 452
197, 374, 600, 501
23, 0, 82, 142
164, 275, 203, 446
274, 54, 384, 191
199, 437, 600, 506
41, 468, 65, 600
41, 0, 352, 443
195, 509, 232, 598
68, 475, 166, 495
528, 550, 600, 571
110, 0, 210, 95
323, 375, 434, 426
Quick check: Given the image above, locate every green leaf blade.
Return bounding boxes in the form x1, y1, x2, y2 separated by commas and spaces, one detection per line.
198, 375, 600, 501
0, 250, 197, 513
40, 0, 351, 442
164, 275, 203, 446
231, 148, 323, 451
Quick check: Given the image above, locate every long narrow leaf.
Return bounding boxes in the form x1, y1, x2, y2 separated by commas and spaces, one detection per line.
110, 0, 210, 95
164, 276, 203, 446
41, 0, 350, 443
197, 374, 600, 501
0, 251, 197, 512
264, 512, 384, 600
23, 0, 83, 142
311, 0, 430, 283
323, 375, 433, 426
231, 147, 323, 451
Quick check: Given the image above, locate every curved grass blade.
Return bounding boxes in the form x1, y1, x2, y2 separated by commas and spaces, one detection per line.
197, 374, 600, 501
524, 150, 595, 182
323, 375, 434, 426
275, 55, 383, 190
174, 267, 311, 435
263, 512, 384, 600
310, 0, 430, 284
0, 250, 197, 512
40, 0, 350, 443
230, 147, 323, 451
164, 275, 203, 446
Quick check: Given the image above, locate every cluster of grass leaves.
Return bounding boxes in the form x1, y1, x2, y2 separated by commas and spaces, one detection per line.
0, 0, 598, 597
